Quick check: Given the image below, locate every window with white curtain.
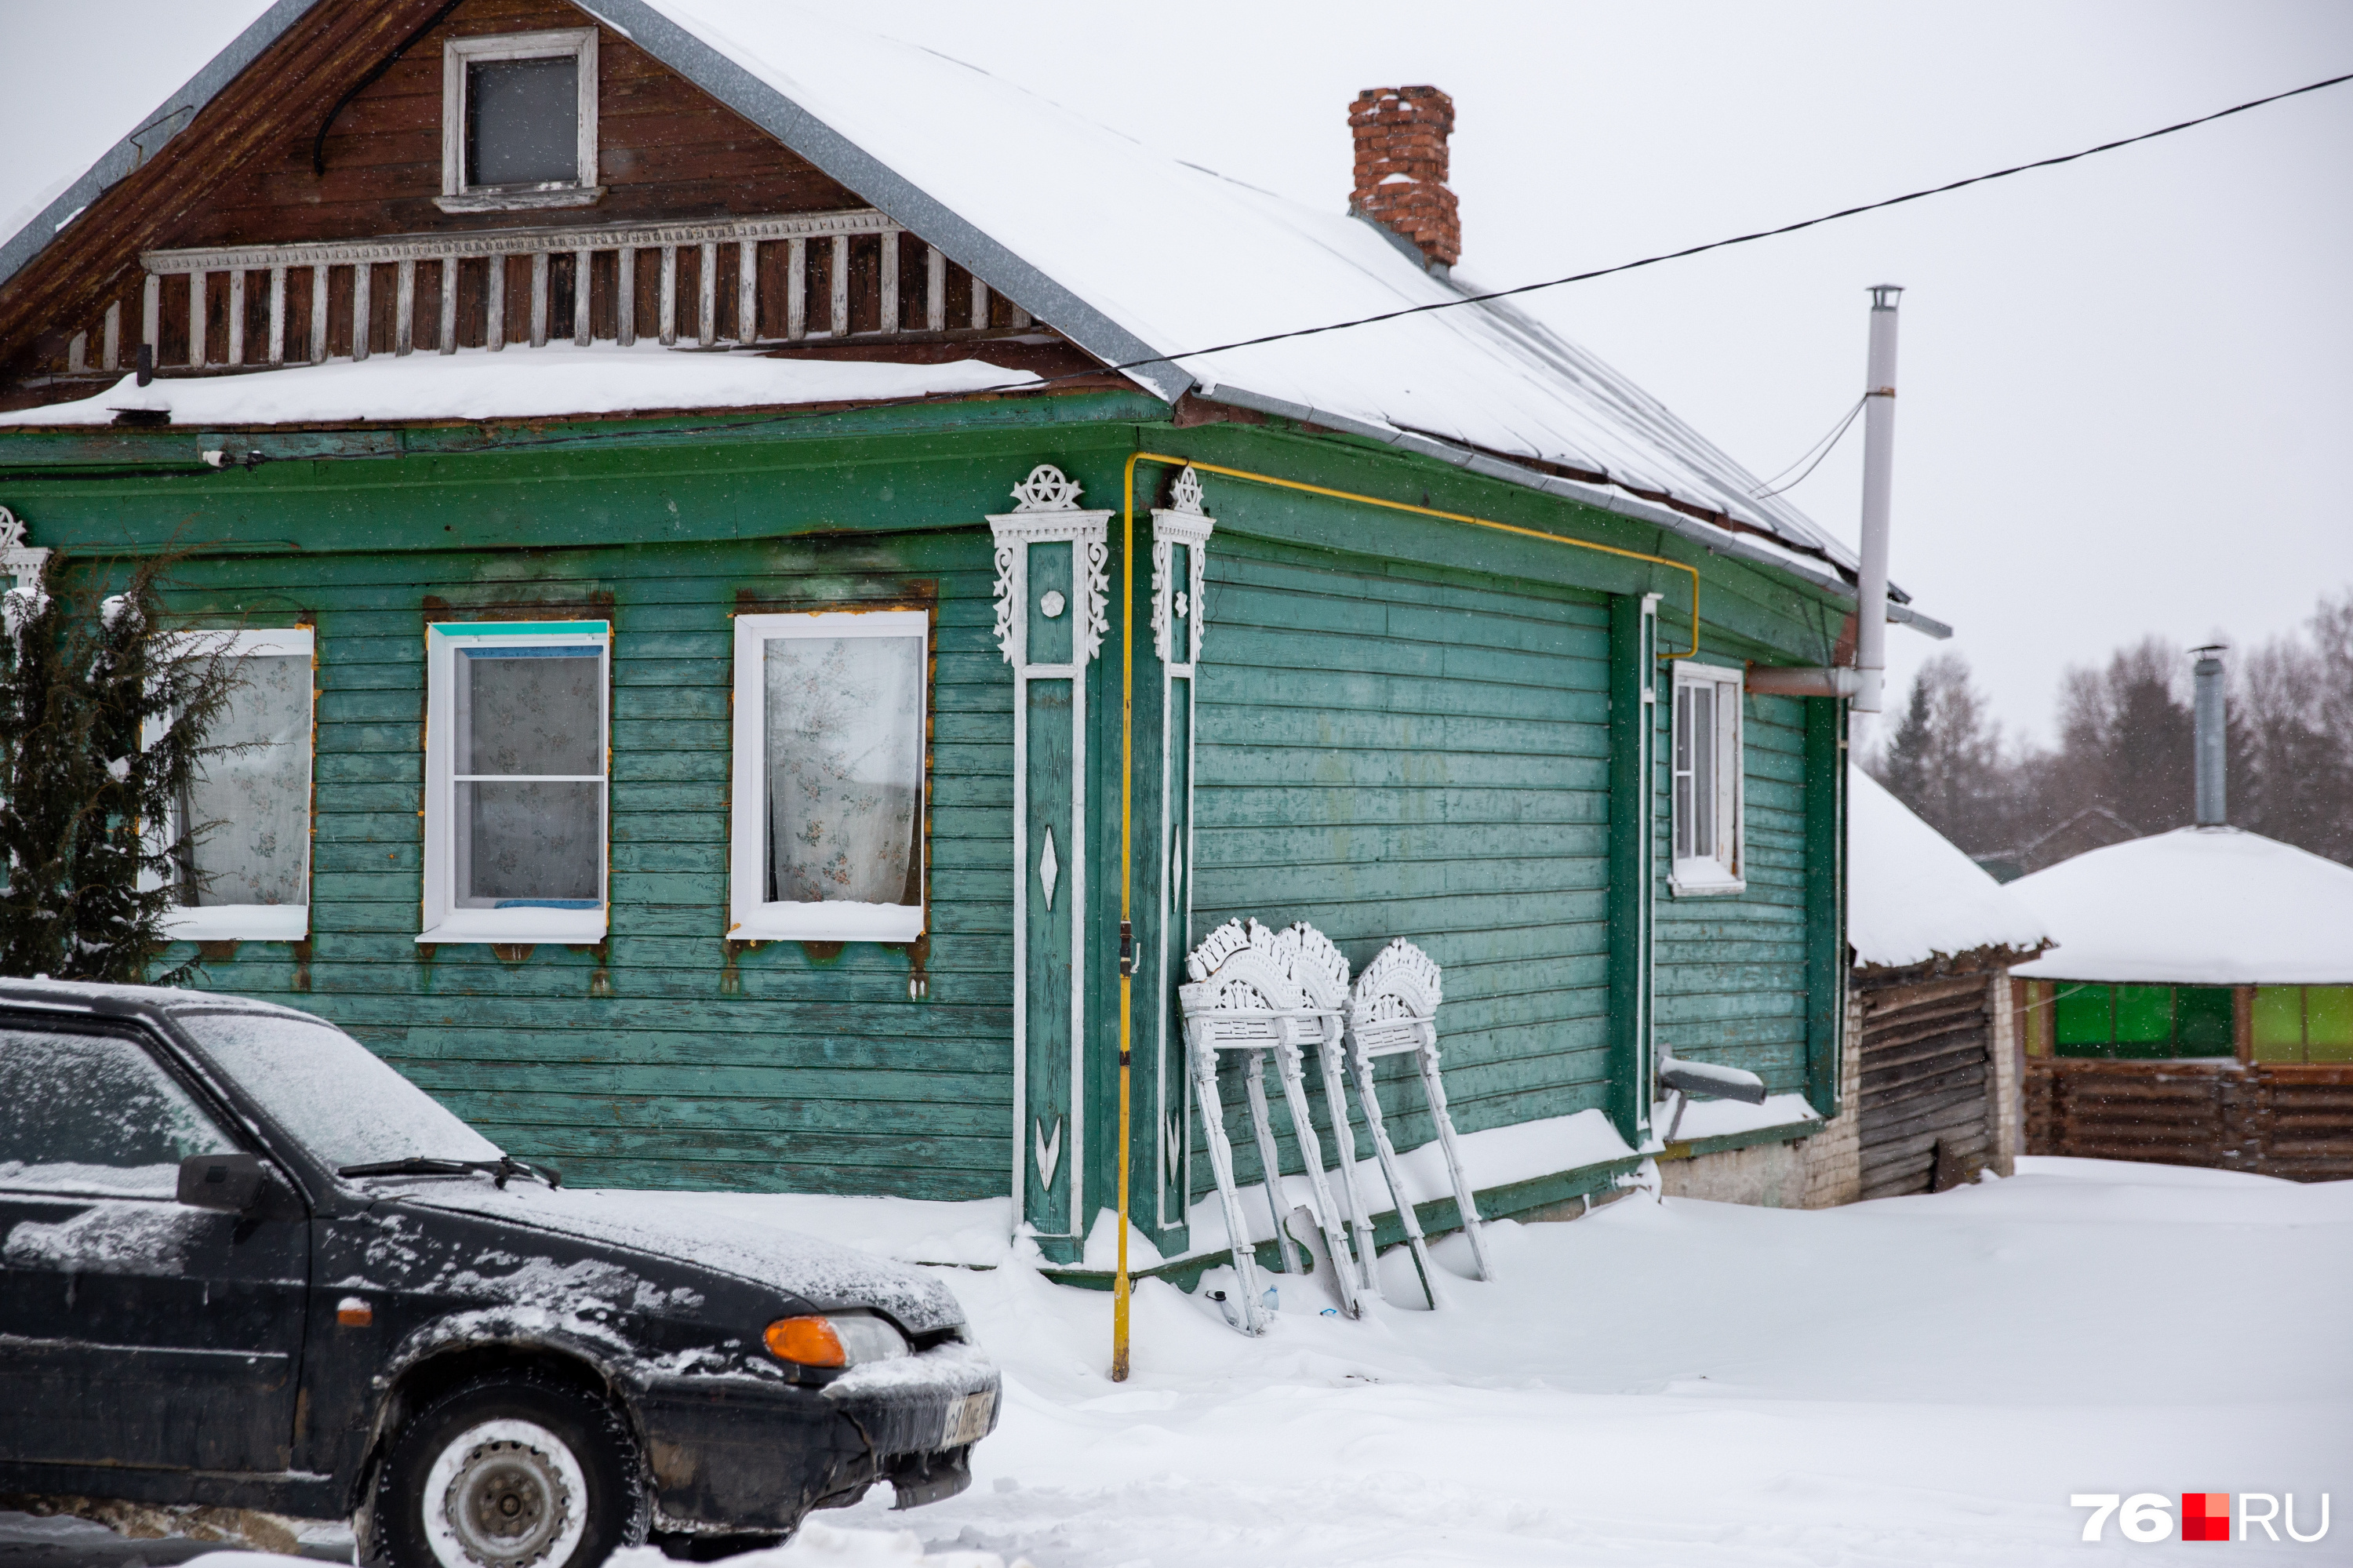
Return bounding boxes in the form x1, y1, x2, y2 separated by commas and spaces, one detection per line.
729, 610, 928, 941
420, 621, 609, 944
154, 628, 315, 942
1670, 659, 1745, 896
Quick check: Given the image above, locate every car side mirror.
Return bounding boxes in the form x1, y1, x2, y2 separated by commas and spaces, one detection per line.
179, 1151, 267, 1213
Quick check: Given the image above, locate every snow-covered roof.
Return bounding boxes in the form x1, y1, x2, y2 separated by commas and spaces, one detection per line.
0, 349, 1033, 427
1849, 766, 2049, 970
625, 0, 1854, 566
0, 0, 1930, 605
2009, 827, 2353, 986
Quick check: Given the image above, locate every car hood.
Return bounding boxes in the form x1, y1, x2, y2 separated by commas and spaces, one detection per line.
392, 1182, 966, 1334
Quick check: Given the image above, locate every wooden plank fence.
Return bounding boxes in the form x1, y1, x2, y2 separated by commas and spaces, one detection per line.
2024, 1060, 2353, 1181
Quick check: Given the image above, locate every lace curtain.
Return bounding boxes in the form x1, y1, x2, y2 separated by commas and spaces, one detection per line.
183, 652, 311, 907
454, 647, 603, 907
765, 635, 923, 906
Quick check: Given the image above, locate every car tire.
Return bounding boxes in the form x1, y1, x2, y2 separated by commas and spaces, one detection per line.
366, 1371, 646, 1568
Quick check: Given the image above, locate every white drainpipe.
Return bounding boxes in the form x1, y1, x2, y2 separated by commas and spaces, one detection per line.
1850, 284, 1902, 730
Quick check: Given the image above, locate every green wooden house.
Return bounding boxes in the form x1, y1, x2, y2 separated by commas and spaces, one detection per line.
0, 0, 1948, 1265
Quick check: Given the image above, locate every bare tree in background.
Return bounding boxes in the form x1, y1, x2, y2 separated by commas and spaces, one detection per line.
2040, 636, 2198, 846
1876, 653, 2015, 854
1873, 587, 2353, 873
2235, 588, 2353, 864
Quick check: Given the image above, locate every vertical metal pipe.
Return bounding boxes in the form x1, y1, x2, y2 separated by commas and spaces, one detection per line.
1852, 284, 1901, 728
2193, 646, 2228, 826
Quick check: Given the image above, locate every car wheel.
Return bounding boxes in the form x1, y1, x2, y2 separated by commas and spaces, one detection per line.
368, 1372, 646, 1568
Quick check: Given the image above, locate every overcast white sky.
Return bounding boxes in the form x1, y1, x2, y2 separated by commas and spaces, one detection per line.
3, 2, 2347, 743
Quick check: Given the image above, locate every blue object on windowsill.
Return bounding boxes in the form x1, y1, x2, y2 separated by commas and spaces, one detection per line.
493, 899, 601, 910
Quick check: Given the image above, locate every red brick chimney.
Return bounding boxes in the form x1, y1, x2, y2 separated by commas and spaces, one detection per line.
1349, 86, 1460, 271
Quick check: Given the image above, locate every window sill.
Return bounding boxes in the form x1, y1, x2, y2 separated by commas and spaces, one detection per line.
435, 187, 606, 213
729, 901, 925, 944
1667, 862, 1745, 898
419, 907, 607, 944
162, 905, 309, 942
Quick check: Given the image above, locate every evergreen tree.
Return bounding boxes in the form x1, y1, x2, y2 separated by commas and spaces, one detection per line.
0, 555, 242, 984
1875, 652, 2013, 854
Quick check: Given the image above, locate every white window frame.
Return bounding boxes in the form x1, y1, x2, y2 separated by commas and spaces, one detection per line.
438, 28, 601, 213
148, 627, 315, 943
1669, 658, 1746, 897
420, 620, 610, 945
729, 609, 929, 944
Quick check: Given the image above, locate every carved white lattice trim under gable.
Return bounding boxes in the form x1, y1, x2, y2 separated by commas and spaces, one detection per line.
989, 467, 1113, 1246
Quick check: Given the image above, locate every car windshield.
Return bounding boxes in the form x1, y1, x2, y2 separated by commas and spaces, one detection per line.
173, 1010, 503, 1171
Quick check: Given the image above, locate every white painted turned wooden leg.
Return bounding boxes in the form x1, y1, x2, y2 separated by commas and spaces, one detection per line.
1417, 1038, 1493, 1282
1188, 1036, 1265, 1333
1242, 1050, 1295, 1275
1274, 1040, 1362, 1318
1353, 1049, 1444, 1310
1318, 1034, 1378, 1292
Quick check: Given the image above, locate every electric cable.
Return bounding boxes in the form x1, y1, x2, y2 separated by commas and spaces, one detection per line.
1753, 395, 1865, 498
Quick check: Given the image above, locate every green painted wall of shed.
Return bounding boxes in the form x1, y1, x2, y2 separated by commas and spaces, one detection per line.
0, 398, 1862, 1215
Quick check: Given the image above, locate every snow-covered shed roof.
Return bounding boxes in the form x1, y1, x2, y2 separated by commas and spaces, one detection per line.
1848, 766, 2050, 972
0, 0, 1947, 627
2009, 828, 2353, 987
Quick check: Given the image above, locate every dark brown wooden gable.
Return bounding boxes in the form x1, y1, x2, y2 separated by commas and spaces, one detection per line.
0, 0, 1071, 403
174, 0, 861, 249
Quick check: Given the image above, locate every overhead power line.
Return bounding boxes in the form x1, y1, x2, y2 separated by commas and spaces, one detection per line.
145, 66, 2353, 471
1113, 67, 2353, 378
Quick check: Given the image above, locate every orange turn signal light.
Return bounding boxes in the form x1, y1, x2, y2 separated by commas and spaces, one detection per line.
765, 1315, 846, 1367
336, 1297, 373, 1327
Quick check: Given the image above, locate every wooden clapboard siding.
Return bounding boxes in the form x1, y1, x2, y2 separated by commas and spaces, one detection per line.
1853, 974, 1993, 1199
1186, 533, 1614, 1184
2024, 1059, 2353, 1180
150, 523, 1017, 1195
1653, 680, 1813, 1094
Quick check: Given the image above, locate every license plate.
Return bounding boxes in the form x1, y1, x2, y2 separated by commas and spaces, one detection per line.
941, 1388, 995, 1447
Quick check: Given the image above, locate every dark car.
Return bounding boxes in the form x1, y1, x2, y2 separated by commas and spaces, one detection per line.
0, 980, 998, 1566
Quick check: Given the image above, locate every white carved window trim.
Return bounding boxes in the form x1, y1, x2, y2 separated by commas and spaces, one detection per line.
1669, 657, 1745, 897
418, 620, 610, 944
990, 464, 1112, 1241
146, 627, 315, 943
439, 29, 602, 213
727, 609, 929, 944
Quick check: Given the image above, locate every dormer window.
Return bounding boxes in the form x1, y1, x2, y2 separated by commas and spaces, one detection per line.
438, 29, 601, 212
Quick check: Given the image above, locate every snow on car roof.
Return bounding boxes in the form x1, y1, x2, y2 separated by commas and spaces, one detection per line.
1848, 765, 2049, 971
2009, 825, 2353, 986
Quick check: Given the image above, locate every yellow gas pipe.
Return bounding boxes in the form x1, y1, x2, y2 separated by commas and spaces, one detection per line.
1108, 450, 1701, 1380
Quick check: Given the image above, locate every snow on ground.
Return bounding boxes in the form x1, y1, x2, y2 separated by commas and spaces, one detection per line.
155, 1158, 2353, 1566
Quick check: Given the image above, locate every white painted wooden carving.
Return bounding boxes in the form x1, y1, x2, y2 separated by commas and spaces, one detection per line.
1342, 937, 1493, 1293
1179, 917, 1364, 1331
0, 508, 51, 593
1150, 475, 1213, 1233
990, 469, 1114, 1249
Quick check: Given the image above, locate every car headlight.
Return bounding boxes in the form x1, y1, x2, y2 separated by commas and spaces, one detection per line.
764, 1312, 911, 1368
